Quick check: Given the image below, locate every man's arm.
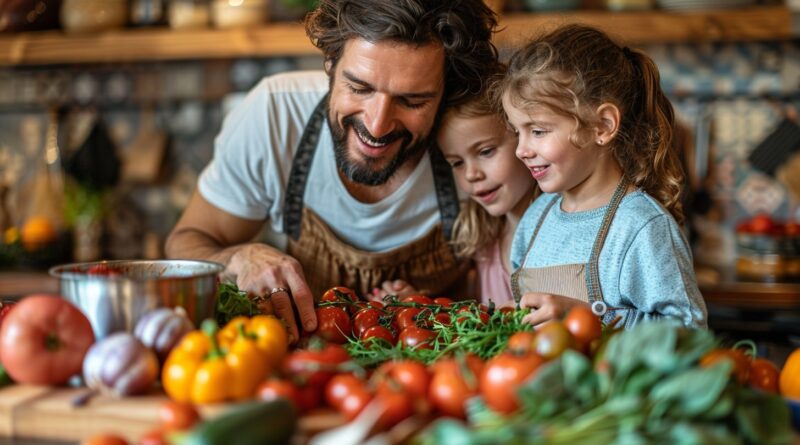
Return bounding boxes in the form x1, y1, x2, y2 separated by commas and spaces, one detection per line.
165, 191, 317, 341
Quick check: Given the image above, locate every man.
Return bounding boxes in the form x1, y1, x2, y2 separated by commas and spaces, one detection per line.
165, 0, 499, 342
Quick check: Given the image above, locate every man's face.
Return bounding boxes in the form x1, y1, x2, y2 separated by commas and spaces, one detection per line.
327, 38, 446, 186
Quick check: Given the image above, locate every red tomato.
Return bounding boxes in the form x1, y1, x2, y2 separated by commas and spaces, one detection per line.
339, 388, 372, 421
399, 327, 436, 350
401, 295, 434, 306
749, 214, 775, 234
375, 385, 415, 430
395, 307, 422, 330
432, 297, 454, 307
0, 294, 95, 385
257, 378, 301, 409
700, 348, 751, 384
320, 286, 358, 304
325, 373, 367, 409
374, 360, 430, 399
506, 331, 536, 354
353, 308, 382, 338
0, 301, 16, 329
748, 358, 780, 394
562, 305, 602, 353
314, 306, 352, 344
294, 382, 324, 413
158, 401, 200, 431
361, 325, 396, 346
428, 356, 483, 419
455, 306, 489, 325
81, 434, 129, 445
433, 312, 451, 326
785, 221, 800, 237
283, 343, 350, 388
480, 352, 545, 414
532, 321, 574, 360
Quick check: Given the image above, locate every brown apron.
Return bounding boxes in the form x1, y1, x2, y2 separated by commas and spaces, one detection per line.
510, 178, 631, 320
282, 96, 468, 299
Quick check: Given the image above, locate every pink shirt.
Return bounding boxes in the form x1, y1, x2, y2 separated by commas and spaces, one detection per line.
476, 242, 515, 307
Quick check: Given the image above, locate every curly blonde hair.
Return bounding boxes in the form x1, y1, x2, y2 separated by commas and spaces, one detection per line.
494, 24, 684, 224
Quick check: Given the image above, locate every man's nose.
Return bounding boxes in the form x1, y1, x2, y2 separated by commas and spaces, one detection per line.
363, 95, 396, 139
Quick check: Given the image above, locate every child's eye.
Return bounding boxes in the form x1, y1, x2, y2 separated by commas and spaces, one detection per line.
448, 159, 463, 168
532, 129, 548, 137
478, 147, 496, 158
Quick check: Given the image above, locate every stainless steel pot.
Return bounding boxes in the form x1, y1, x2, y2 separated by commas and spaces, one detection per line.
49, 259, 224, 339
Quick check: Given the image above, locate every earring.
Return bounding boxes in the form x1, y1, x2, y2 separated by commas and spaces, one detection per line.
597, 139, 604, 145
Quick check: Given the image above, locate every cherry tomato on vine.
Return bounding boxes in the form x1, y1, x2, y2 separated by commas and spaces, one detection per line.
361, 325, 396, 346
455, 306, 490, 325
320, 286, 358, 304
395, 307, 423, 330
748, 357, 780, 394
315, 306, 352, 344
399, 327, 436, 350
401, 295, 434, 306
433, 297, 454, 307
353, 308, 382, 338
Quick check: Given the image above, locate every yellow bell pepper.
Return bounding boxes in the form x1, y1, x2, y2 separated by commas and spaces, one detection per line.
162, 319, 268, 404
218, 315, 288, 368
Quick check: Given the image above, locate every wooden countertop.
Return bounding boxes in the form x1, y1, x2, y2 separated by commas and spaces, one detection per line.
0, 271, 58, 299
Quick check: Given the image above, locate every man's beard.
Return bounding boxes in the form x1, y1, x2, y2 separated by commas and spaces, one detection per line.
328, 112, 429, 186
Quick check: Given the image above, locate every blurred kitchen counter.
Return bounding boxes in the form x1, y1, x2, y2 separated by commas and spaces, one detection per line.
696, 265, 800, 310
0, 271, 58, 299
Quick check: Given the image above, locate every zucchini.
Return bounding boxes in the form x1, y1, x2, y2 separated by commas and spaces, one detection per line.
178, 399, 297, 445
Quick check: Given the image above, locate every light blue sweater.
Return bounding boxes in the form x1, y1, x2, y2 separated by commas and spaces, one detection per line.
511, 190, 708, 329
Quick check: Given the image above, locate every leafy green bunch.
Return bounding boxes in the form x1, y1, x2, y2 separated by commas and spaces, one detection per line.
421, 322, 794, 445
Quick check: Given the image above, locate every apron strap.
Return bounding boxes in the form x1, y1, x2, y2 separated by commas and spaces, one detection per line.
283, 95, 328, 240
429, 147, 460, 241
586, 176, 630, 302
510, 194, 559, 302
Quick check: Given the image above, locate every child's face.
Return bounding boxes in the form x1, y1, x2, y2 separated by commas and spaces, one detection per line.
438, 112, 532, 218
504, 97, 609, 199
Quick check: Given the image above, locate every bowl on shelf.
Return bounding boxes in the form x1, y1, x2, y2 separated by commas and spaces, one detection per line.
49, 259, 224, 340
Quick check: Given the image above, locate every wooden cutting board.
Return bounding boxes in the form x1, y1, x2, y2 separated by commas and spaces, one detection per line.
0, 384, 343, 444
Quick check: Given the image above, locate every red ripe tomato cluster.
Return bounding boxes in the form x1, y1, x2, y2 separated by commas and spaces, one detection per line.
736, 213, 800, 237
308, 286, 490, 350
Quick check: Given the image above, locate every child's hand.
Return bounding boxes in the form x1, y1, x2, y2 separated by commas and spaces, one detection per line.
368, 279, 420, 301
519, 292, 592, 326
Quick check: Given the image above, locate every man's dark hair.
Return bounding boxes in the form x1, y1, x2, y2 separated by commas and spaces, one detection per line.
305, 0, 499, 108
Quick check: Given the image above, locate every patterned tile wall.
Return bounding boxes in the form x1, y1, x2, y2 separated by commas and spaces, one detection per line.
0, 41, 799, 264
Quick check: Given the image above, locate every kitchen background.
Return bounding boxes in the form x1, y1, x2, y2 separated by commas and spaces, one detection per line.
1, 0, 800, 353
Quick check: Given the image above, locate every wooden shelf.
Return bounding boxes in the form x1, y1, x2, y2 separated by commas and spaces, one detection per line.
0, 6, 794, 66
496, 5, 794, 47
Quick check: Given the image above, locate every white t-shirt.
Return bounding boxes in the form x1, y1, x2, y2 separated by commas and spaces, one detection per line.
198, 70, 442, 252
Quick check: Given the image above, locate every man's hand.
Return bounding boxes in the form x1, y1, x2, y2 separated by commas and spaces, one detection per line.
519, 292, 591, 326
227, 244, 317, 343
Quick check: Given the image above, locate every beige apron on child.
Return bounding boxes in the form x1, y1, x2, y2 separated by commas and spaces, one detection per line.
510, 179, 630, 319
282, 97, 468, 299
